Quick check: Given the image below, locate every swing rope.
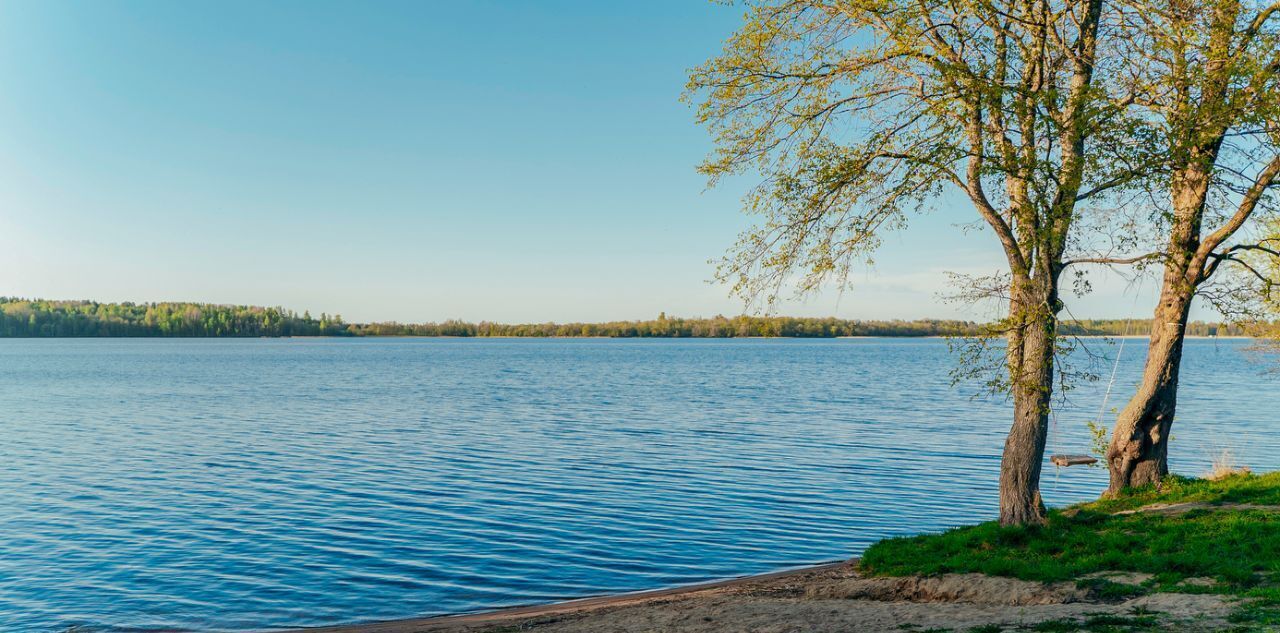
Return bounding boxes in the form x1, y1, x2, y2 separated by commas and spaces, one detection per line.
1092, 329, 1129, 432
1050, 282, 1146, 469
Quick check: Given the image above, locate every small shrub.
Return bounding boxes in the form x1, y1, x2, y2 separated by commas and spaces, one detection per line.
1205, 448, 1251, 481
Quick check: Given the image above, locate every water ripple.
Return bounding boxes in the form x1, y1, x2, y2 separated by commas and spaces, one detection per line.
0, 338, 1275, 632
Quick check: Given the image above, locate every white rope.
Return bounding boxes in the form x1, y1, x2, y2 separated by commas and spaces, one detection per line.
1080, 285, 1146, 465
1093, 333, 1128, 429
1053, 280, 1146, 472
1095, 284, 1147, 432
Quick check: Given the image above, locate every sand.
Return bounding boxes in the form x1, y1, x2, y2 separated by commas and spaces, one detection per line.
282, 560, 1236, 633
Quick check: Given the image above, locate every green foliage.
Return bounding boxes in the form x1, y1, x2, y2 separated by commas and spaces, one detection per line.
1085, 419, 1112, 461
313, 317, 1258, 338
861, 472, 1280, 587
0, 298, 350, 337
353, 315, 981, 338
0, 298, 1254, 338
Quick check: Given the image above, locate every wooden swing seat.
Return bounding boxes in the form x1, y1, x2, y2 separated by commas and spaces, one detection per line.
1050, 454, 1098, 467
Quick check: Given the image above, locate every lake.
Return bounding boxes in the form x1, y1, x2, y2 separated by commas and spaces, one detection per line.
0, 338, 1274, 631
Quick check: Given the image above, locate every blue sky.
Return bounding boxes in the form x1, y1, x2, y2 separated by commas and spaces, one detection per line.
0, 1, 1176, 323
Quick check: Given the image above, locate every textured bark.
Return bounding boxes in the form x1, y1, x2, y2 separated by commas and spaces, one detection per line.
999, 282, 1057, 526
1106, 289, 1191, 493
1099, 0, 1280, 495
1105, 165, 1207, 495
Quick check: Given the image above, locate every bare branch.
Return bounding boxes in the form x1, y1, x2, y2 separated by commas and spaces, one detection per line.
1196, 155, 1280, 274
1063, 252, 1163, 267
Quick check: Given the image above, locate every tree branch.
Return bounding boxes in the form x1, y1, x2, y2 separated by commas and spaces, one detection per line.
962, 105, 1028, 278
1206, 254, 1273, 286
1063, 252, 1163, 267
1074, 164, 1150, 202
1242, 2, 1280, 45
1196, 154, 1280, 267
1217, 242, 1280, 260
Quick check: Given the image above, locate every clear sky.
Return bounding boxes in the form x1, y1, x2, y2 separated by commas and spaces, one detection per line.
0, 1, 1188, 323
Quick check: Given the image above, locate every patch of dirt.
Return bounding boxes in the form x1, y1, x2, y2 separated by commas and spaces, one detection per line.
459, 590, 1235, 633
1078, 571, 1155, 587
1125, 592, 1236, 618
1177, 576, 1218, 588
293, 563, 1239, 633
803, 573, 1092, 605
1113, 501, 1280, 516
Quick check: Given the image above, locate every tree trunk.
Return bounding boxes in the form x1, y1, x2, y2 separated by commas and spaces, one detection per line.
1106, 286, 1192, 493
1105, 167, 1207, 496
999, 282, 1056, 526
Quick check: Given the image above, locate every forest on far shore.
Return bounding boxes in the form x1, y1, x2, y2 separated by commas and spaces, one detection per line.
0, 297, 1257, 339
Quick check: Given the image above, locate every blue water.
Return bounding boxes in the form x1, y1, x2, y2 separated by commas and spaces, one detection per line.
0, 338, 1275, 632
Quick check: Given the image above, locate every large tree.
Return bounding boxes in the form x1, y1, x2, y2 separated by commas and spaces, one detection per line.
1101, 0, 1280, 493
689, 0, 1130, 525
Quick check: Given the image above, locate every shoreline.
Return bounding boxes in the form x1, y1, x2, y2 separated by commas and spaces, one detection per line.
0, 334, 1257, 340
277, 561, 853, 633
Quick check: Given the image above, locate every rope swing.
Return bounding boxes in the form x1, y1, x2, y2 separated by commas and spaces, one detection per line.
1049, 287, 1145, 469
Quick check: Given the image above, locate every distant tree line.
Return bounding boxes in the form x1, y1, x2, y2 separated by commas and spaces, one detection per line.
1059, 319, 1252, 338
347, 313, 979, 338
0, 298, 349, 337
0, 298, 1256, 339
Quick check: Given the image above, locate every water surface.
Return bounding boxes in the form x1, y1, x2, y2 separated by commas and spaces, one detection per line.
0, 338, 1274, 631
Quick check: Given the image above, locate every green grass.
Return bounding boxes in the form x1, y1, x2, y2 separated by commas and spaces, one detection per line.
862, 472, 1280, 587
1084, 472, 1280, 513
1028, 613, 1162, 632
861, 472, 1280, 630
1230, 584, 1280, 627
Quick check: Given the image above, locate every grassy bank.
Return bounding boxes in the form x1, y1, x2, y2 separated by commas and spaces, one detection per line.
861, 472, 1280, 630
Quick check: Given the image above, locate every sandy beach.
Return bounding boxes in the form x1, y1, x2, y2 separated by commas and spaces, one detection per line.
282, 559, 1236, 633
